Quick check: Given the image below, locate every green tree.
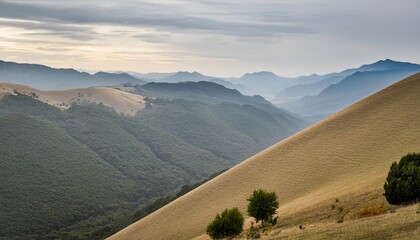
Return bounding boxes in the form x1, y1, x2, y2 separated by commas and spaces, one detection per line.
384, 153, 420, 204
206, 208, 244, 239
247, 189, 279, 224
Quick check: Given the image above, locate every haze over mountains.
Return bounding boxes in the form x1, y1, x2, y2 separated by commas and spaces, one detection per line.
1, 58, 419, 239
279, 60, 420, 121
109, 72, 420, 240
0, 60, 147, 90
3, 59, 419, 123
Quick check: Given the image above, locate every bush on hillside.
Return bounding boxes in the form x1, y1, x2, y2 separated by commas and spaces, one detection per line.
384, 153, 420, 205
247, 189, 279, 225
206, 208, 244, 239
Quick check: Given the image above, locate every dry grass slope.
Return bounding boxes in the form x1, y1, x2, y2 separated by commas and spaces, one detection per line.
109, 73, 420, 240
0, 83, 145, 116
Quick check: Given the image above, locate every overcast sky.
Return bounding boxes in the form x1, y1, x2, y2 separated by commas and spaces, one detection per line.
0, 0, 419, 77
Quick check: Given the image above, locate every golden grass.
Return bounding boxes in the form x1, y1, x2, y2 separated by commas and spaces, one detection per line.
356, 203, 389, 219
265, 204, 420, 240
0, 83, 145, 116
108, 73, 420, 240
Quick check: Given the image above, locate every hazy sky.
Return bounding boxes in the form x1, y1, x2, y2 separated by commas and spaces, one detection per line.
0, 0, 419, 77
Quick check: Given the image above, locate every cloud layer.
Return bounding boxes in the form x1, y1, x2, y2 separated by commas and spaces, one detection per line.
0, 0, 419, 76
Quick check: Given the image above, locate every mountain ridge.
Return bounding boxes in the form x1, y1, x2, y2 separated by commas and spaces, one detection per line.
0, 60, 147, 90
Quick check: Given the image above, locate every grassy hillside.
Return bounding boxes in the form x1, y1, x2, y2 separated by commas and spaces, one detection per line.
0, 114, 137, 239
108, 73, 420, 240
0, 83, 146, 116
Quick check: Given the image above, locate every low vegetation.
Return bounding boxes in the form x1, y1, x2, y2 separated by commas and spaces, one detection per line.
206, 189, 279, 239
356, 203, 389, 218
384, 153, 420, 204
247, 189, 279, 225
206, 208, 244, 240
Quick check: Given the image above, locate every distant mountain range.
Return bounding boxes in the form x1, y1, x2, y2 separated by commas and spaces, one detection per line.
0, 60, 147, 90
225, 71, 293, 97
279, 60, 420, 121
275, 59, 420, 104
161, 71, 250, 93
2, 59, 419, 123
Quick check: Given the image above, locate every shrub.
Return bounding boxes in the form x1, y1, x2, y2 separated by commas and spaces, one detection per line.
356, 204, 388, 218
384, 153, 420, 204
206, 208, 244, 239
247, 189, 279, 225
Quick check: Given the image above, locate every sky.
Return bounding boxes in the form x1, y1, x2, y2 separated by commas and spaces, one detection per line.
0, 0, 419, 77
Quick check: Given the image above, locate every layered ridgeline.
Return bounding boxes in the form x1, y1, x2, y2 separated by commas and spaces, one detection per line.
0, 83, 146, 116
109, 73, 420, 240
0, 81, 307, 239
0, 60, 146, 90
123, 81, 307, 143
275, 59, 420, 104
278, 59, 420, 121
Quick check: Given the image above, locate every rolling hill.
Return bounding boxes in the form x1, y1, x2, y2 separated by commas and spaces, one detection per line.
0, 60, 147, 90
0, 83, 146, 116
109, 73, 420, 240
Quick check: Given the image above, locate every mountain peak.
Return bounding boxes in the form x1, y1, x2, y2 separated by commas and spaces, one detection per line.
174, 71, 204, 77
359, 59, 420, 72
241, 71, 279, 78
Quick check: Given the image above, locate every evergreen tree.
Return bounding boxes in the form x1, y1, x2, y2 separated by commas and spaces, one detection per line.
384, 153, 420, 204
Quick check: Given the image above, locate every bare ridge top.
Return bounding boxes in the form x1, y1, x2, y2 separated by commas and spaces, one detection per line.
108, 73, 420, 240
0, 83, 145, 116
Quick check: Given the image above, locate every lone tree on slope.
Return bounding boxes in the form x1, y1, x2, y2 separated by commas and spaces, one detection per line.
384, 153, 420, 205
247, 189, 279, 225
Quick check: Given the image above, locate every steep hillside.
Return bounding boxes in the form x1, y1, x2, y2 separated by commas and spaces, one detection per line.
0, 114, 137, 239
0, 83, 145, 116
109, 73, 420, 240
0, 60, 146, 90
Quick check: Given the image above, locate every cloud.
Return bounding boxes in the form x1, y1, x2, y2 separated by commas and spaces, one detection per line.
0, 18, 96, 40
0, 0, 419, 76
0, 0, 311, 38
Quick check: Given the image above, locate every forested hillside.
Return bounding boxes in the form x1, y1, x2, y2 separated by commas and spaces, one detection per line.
0, 92, 307, 239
